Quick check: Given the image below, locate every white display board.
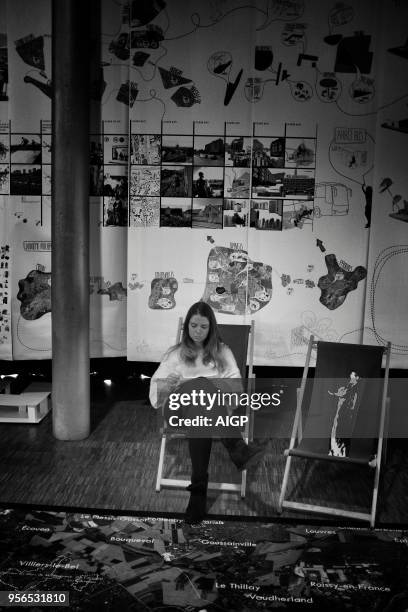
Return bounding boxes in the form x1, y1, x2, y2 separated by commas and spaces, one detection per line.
126, 0, 389, 366
1, 0, 408, 367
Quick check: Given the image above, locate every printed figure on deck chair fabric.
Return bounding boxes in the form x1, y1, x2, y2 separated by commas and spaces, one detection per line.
149, 301, 263, 524
328, 371, 360, 458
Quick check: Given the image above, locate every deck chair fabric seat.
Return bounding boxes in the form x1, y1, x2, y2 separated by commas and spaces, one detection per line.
218, 324, 251, 379
278, 336, 391, 527
295, 341, 384, 462
155, 318, 255, 498
284, 448, 371, 466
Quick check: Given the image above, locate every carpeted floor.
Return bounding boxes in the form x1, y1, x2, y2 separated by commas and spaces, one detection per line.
0, 398, 406, 525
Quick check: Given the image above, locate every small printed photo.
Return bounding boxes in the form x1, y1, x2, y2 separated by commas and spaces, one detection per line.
0, 164, 9, 194
223, 199, 248, 227
224, 167, 250, 198
225, 136, 252, 167
253, 167, 315, 199
0, 135, 9, 162
161, 165, 192, 197
10, 165, 42, 195
160, 197, 192, 227
103, 166, 128, 198
285, 137, 316, 167
42, 165, 51, 195
103, 196, 128, 226
89, 136, 103, 165
193, 166, 223, 198
250, 199, 283, 230
10, 134, 41, 164
192, 198, 223, 229
130, 196, 160, 227
252, 137, 285, 168
103, 134, 128, 164
161, 134, 193, 164
193, 136, 224, 166
42, 135, 52, 164
252, 167, 286, 198
131, 134, 161, 165
283, 168, 315, 199
90, 165, 104, 196
282, 200, 314, 229
130, 166, 160, 196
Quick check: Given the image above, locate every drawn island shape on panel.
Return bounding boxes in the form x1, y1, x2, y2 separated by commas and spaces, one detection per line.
148, 277, 178, 309
318, 254, 366, 310
97, 282, 127, 301
17, 270, 51, 320
202, 246, 272, 315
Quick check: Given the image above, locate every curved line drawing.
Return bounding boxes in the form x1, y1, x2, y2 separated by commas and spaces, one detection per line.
369, 245, 408, 352
16, 314, 51, 352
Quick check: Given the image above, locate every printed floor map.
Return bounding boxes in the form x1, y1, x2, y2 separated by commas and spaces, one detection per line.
0, 506, 407, 611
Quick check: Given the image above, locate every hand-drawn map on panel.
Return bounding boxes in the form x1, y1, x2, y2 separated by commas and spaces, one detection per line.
201, 246, 272, 315
318, 254, 367, 310
17, 269, 51, 320
148, 276, 178, 309
97, 281, 127, 301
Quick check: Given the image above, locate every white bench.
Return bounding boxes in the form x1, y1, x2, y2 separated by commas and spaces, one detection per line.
0, 382, 52, 424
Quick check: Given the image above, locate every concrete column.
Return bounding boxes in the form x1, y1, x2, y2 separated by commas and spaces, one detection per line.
51, 0, 90, 439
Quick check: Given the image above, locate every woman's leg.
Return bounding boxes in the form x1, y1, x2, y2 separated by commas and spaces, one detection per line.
173, 377, 264, 520
188, 437, 212, 483
184, 438, 212, 524
176, 377, 264, 475
175, 378, 216, 523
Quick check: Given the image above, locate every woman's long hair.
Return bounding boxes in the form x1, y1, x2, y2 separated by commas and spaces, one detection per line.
169, 301, 226, 371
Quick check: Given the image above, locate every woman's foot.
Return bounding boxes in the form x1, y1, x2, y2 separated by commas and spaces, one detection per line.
184, 498, 206, 525
184, 479, 208, 524
222, 438, 265, 472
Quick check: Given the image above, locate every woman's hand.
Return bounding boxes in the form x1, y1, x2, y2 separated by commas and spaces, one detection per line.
166, 372, 183, 391
156, 373, 182, 410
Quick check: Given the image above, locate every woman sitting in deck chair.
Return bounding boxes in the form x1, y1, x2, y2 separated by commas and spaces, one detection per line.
149, 301, 263, 524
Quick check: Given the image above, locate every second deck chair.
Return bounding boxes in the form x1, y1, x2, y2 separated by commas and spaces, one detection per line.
278, 336, 391, 527
155, 318, 255, 498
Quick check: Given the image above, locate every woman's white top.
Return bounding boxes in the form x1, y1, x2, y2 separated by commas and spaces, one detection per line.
149, 344, 241, 408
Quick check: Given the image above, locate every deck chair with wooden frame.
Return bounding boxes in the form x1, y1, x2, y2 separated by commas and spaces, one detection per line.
155, 318, 255, 498
278, 336, 391, 527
